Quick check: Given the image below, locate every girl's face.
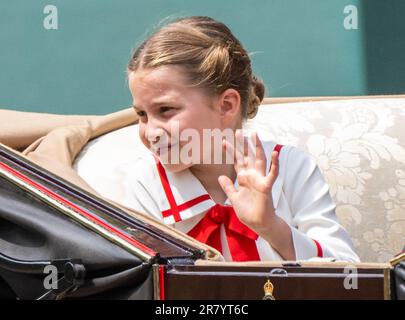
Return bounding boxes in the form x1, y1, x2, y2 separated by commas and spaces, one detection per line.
128, 65, 239, 172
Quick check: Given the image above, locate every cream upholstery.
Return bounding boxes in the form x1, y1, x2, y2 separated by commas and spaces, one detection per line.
247, 98, 405, 262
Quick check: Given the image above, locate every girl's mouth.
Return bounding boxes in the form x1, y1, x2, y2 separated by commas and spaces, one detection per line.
151, 143, 178, 155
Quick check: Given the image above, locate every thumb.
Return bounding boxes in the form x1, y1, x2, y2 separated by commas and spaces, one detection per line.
218, 175, 237, 202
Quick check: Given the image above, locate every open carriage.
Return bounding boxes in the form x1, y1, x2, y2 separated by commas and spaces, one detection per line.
1, 95, 404, 300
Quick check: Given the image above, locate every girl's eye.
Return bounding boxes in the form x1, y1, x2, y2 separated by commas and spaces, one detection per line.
136, 110, 147, 117
159, 106, 174, 114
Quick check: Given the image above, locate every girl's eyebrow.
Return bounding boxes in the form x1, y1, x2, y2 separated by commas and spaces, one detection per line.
133, 101, 177, 111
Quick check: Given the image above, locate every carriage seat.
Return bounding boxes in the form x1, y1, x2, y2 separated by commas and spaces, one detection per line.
74, 96, 405, 263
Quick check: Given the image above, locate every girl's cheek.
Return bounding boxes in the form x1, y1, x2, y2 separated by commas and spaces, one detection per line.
141, 137, 150, 150
138, 126, 151, 149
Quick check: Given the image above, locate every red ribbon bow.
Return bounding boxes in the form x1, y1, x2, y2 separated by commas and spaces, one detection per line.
187, 204, 260, 261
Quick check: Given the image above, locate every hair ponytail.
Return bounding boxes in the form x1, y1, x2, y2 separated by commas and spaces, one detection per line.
246, 75, 265, 118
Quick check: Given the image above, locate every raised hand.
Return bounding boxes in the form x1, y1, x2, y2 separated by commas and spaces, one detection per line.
218, 130, 280, 233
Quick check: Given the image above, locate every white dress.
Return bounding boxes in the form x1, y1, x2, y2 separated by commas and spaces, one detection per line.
74, 124, 360, 263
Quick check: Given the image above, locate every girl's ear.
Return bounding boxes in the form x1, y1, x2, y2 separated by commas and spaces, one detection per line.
218, 88, 241, 125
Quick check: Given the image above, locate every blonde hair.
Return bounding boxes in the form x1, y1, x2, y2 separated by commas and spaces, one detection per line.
127, 16, 265, 119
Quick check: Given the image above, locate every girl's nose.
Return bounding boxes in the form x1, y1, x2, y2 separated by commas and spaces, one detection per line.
145, 126, 165, 144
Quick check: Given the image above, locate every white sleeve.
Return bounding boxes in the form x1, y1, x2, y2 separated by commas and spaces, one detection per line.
283, 146, 360, 262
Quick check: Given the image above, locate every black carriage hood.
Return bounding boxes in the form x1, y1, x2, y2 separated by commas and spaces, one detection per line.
0, 143, 206, 299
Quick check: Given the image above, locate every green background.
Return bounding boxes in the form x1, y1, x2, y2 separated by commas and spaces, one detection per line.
0, 0, 404, 115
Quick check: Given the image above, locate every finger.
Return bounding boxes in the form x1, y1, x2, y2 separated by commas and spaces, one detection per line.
236, 170, 249, 188
222, 138, 235, 165
251, 132, 267, 175
245, 132, 257, 168
235, 129, 248, 168
265, 151, 279, 188
218, 175, 237, 202
223, 138, 244, 172
241, 135, 251, 167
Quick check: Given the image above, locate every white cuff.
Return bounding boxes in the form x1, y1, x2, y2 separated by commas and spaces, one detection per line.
291, 227, 320, 260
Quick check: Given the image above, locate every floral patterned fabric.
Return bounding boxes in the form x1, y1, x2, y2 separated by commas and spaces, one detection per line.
245, 98, 405, 262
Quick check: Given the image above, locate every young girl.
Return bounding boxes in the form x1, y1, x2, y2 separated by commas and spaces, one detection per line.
120, 16, 359, 262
